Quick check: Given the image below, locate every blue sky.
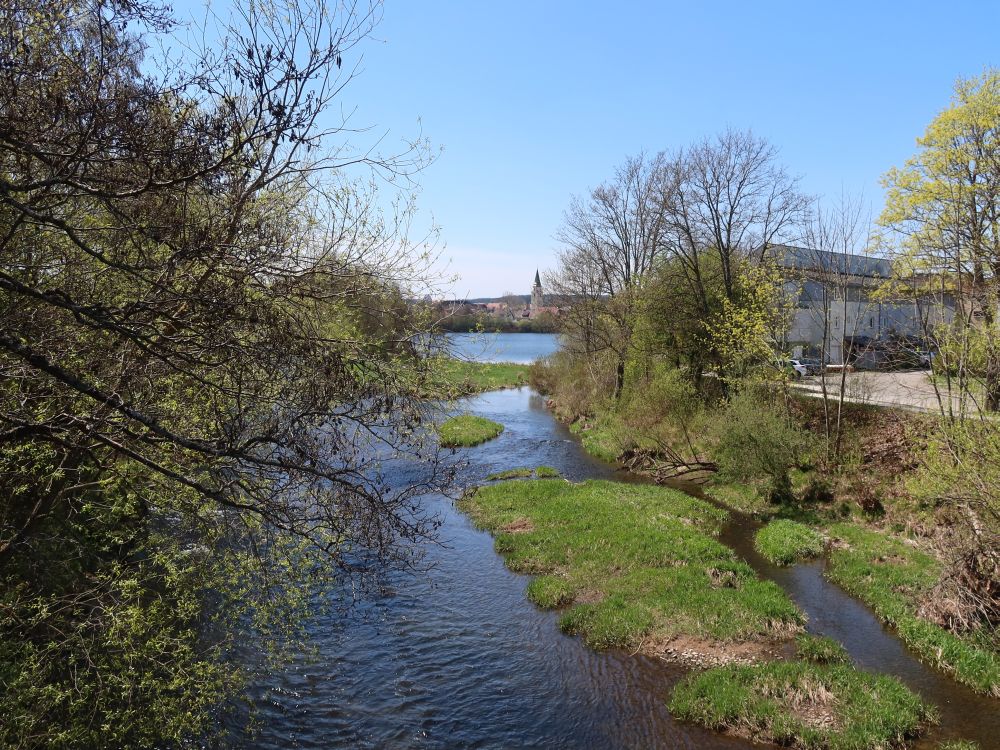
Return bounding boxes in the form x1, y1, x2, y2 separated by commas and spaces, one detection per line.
176, 1, 999, 298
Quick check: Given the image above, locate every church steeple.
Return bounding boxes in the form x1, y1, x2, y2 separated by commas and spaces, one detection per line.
530, 269, 543, 317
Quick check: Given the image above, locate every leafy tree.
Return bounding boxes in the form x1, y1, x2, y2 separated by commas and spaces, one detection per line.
705, 262, 794, 386
880, 69, 1000, 638
881, 68, 1000, 410
0, 0, 443, 746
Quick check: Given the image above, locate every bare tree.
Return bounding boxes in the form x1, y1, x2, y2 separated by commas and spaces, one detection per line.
551, 152, 672, 396
799, 196, 882, 457
661, 129, 810, 312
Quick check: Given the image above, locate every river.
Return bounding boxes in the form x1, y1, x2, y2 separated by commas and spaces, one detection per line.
223, 335, 994, 749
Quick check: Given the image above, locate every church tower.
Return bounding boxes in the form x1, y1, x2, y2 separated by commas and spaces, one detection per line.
530, 269, 543, 317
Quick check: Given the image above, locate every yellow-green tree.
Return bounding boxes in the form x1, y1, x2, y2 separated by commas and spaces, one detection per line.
881, 68, 1000, 410
881, 69, 1000, 637
706, 263, 794, 386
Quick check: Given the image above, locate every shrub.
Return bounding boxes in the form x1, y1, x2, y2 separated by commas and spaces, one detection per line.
714, 390, 811, 503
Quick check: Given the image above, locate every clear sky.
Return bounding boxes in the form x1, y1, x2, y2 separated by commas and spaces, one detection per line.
178, 1, 1000, 298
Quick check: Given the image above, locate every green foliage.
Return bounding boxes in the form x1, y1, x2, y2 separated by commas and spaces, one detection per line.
439, 415, 504, 447
535, 465, 561, 478
460, 479, 803, 651
756, 520, 825, 566
827, 524, 1000, 696
529, 350, 616, 421
706, 263, 794, 383
618, 362, 706, 450
0, 1, 444, 745
881, 69, 1000, 264
669, 660, 932, 750
796, 634, 850, 665
715, 390, 811, 502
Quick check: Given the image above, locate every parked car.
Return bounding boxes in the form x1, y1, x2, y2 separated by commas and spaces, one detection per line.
773, 359, 810, 378
798, 357, 826, 374
787, 359, 810, 378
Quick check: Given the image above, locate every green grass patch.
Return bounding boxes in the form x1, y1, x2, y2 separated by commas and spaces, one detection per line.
439, 415, 504, 448
485, 467, 534, 481
827, 523, 1000, 696
485, 466, 562, 481
568, 420, 621, 463
704, 479, 773, 516
460, 479, 803, 651
423, 358, 528, 397
796, 633, 850, 665
669, 660, 933, 750
756, 520, 825, 566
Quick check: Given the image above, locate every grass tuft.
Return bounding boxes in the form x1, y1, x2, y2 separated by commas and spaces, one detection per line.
439, 415, 504, 448
486, 466, 563, 481
796, 633, 850, 665
460, 479, 803, 651
756, 520, 825, 566
486, 467, 534, 481
668, 660, 934, 750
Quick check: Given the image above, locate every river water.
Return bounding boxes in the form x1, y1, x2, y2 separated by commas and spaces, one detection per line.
224, 336, 995, 749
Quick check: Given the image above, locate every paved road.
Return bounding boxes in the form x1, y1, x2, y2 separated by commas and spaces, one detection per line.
792, 370, 980, 413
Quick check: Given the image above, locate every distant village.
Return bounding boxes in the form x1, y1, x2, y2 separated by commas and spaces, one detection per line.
431, 271, 564, 332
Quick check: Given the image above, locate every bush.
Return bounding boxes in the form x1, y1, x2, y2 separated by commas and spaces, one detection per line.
620, 364, 704, 444
801, 476, 835, 504
714, 390, 811, 503
528, 350, 617, 421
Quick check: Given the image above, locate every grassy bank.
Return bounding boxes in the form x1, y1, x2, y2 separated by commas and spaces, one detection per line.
439, 415, 504, 447
756, 520, 826, 566
531, 354, 1000, 698
460, 478, 802, 656
424, 357, 528, 397
668, 660, 933, 749
826, 523, 999, 696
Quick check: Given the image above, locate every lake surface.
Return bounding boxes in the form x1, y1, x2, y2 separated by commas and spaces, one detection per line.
221, 331, 995, 748
445, 332, 560, 364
